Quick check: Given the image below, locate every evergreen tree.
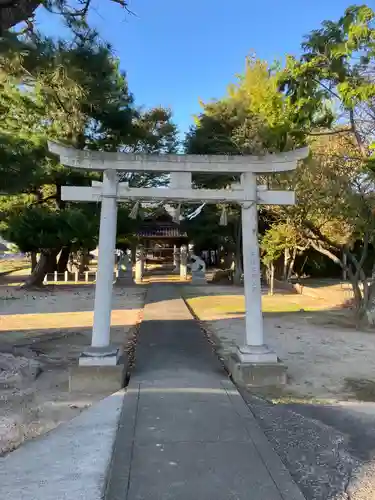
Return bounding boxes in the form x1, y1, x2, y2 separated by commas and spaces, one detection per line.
0, 30, 179, 287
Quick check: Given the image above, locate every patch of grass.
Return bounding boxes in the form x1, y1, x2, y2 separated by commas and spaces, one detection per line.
344, 378, 375, 402
185, 294, 329, 317
9, 267, 31, 276
0, 259, 29, 274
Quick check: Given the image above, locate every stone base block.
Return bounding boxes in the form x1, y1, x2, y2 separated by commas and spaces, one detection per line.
115, 276, 134, 286
69, 363, 126, 393
225, 354, 287, 388
191, 277, 207, 285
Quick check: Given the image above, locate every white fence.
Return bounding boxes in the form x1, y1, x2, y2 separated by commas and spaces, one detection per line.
43, 270, 119, 284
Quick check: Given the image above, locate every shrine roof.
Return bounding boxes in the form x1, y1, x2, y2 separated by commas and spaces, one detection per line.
137, 220, 187, 239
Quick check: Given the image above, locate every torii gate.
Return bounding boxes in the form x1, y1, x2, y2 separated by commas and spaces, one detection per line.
49, 142, 308, 371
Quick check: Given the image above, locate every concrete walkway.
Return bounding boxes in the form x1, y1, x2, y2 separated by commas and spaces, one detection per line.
106, 284, 305, 500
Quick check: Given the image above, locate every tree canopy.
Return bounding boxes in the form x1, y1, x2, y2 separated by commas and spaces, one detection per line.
0, 24, 178, 287
184, 5, 375, 321
279, 4, 375, 157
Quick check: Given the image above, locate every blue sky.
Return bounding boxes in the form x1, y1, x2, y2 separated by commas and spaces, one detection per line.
36, 0, 355, 134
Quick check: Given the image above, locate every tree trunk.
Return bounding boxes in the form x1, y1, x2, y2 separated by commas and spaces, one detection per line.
346, 263, 365, 326
362, 262, 375, 325
365, 281, 375, 325
282, 248, 290, 281
0, 0, 41, 33
78, 249, 90, 273
57, 246, 71, 273
30, 252, 37, 272
269, 263, 275, 296
46, 252, 57, 273
22, 250, 58, 289
285, 248, 297, 281
350, 277, 364, 325
342, 251, 348, 281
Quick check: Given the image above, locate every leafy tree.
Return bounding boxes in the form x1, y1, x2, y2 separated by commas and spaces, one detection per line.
3, 206, 98, 286
266, 5, 375, 322
270, 131, 375, 322
260, 223, 302, 294
184, 56, 305, 283
184, 11, 375, 324
279, 4, 375, 157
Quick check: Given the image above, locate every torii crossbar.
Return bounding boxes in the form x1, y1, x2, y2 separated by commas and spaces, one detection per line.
49, 142, 308, 369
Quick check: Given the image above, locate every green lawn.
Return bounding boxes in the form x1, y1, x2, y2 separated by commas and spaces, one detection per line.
185, 293, 332, 317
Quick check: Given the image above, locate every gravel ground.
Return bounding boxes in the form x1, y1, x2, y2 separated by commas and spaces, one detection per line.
240, 393, 375, 500
184, 284, 375, 499
0, 284, 145, 455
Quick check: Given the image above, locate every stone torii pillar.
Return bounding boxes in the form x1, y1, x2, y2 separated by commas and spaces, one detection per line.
238, 172, 274, 362
83, 169, 119, 365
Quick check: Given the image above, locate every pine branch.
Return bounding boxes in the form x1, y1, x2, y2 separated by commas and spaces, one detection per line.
30, 194, 56, 206
0, 0, 130, 33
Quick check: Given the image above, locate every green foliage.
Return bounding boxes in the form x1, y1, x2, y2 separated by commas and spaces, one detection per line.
279, 5, 375, 151
185, 55, 310, 192
130, 107, 179, 154
260, 224, 298, 266
1, 32, 135, 148
0, 25, 179, 269
2, 206, 98, 253
186, 55, 309, 159
0, 133, 47, 193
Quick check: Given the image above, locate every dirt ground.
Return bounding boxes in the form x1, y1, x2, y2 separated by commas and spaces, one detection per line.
0, 277, 145, 455
184, 284, 375, 402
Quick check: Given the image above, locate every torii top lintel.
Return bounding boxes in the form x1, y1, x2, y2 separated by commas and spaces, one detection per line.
48, 142, 309, 174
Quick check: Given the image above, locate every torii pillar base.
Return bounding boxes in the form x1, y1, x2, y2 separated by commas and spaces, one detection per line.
69, 346, 125, 393
226, 347, 287, 388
